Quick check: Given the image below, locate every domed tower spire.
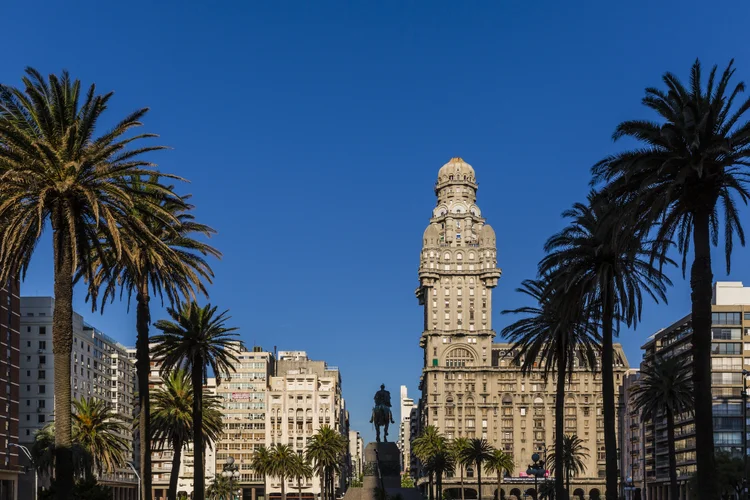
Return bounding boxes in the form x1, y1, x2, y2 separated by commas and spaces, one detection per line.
435, 157, 478, 203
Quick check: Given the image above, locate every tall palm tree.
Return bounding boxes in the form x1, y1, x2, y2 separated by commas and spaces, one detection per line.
292, 453, 314, 500
412, 425, 446, 500
591, 59, 750, 499
546, 435, 588, 495
502, 276, 599, 500
631, 357, 693, 500
252, 446, 272, 500
72, 398, 130, 477
0, 68, 177, 500
484, 449, 513, 500
152, 303, 239, 500
460, 439, 493, 500
149, 370, 224, 500
449, 438, 471, 500
268, 444, 298, 500
306, 426, 347, 500
90, 179, 220, 500
540, 191, 672, 499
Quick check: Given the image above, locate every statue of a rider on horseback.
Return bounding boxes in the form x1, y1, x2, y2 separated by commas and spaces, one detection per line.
370, 384, 395, 442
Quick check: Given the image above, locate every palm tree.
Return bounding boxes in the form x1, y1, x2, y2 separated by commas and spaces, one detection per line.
449, 438, 471, 500
539, 191, 672, 499
306, 426, 347, 500
30, 424, 91, 479
484, 449, 513, 500
425, 450, 454, 500
90, 180, 220, 500
591, 59, 750, 499
0, 68, 177, 500
149, 370, 224, 500
460, 439, 494, 500
152, 302, 240, 500
547, 435, 588, 494
252, 446, 272, 500
72, 398, 130, 477
292, 454, 314, 500
206, 474, 233, 500
631, 357, 693, 500
412, 425, 446, 500
502, 276, 599, 500
269, 444, 298, 500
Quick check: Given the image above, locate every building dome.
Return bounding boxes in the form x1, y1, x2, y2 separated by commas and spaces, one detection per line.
437, 157, 476, 184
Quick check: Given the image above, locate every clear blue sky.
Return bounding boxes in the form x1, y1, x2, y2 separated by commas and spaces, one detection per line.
4, 0, 750, 444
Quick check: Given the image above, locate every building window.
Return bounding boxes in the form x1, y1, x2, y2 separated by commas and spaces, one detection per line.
38, 370, 45, 380
39, 326, 46, 335
39, 385, 45, 394
712, 328, 742, 340
38, 415, 45, 423
712, 312, 742, 325
38, 341, 46, 350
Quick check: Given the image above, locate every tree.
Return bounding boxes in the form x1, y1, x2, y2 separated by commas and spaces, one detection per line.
540, 191, 672, 500
306, 426, 347, 500
484, 449, 513, 500
152, 303, 239, 500
400, 474, 415, 489
252, 446, 272, 500
631, 357, 692, 500
31, 425, 92, 479
292, 454, 314, 500
206, 474, 233, 500
425, 450, 454, 500
72, 398, 130, 477
502, 276, 599, 500
412, 425, 446, 500
89, 179, 220, 500
0, 68, 177, 500
460, 439, 494, 500
449, 438, 471, 500
149, 370, 224, 500
268, 444, 298, 500
591, 59, 750, 499
547, 435, 588, 494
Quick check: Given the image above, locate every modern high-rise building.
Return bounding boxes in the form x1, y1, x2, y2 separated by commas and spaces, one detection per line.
214, 344, 274, 500
266, 351, 347, 500
618, 369, 644, 500
398, 386, 414, 475
0, 277, 20, 500
348, 430, 363, 483
415, 158, 629, 499
637, 281, 750, 500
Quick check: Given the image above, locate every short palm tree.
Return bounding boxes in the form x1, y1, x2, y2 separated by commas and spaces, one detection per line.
0, 68, 177, 500
484, 449, 513, 500
449, 438, 471, 500
411, 425, 446, 500
72, 398, 130, 477
547, 435, 588, 494
152, 304, 239, 500
30, 424, 91, 479
306, 426, 347, 500
89, 179, 220, 500
149, 370, 224, 500
252, 446, 272, 500
540, 191, 672, 499
460, 439, 494, 500
427, 450, 454, 500
269, 444, 298, 500
292, 454, 314, 500
502, 275, 599, 500
206, 474, 233, 500
592, 59, 750, 499
631, 357, 693, 500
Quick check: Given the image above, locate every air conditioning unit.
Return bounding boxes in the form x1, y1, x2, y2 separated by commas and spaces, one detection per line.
37, 350, 44, 354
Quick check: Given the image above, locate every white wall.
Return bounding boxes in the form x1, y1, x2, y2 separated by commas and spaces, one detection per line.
713, 281, 750, 305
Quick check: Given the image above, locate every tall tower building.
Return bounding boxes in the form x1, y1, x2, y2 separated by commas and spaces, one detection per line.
0, 277, 20, 498
398, 386, 414, 474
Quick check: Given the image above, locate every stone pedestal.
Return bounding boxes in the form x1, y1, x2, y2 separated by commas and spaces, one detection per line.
343, 441, 421, 500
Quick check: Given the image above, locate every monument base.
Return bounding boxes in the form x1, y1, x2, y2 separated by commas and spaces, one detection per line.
343, 442, 422, 500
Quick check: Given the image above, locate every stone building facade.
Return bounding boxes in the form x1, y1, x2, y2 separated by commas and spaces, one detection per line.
415, 158, 629, 500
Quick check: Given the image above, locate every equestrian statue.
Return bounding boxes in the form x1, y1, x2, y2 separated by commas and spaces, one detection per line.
370, 384, 395, 442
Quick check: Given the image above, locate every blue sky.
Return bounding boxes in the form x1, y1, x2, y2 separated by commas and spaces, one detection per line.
4, 0, 750, 443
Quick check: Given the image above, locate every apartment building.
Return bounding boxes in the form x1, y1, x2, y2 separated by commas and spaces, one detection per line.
348, 431, 363, 484
0, 278, 20, 500
619, 370, 644, 500
399, 386, 414, 475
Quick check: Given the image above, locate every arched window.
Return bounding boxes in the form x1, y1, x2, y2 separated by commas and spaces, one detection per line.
533, 397, 544, 405
502, 395, 513, 405
444, 252, 451, 260
446, 348, 474, 368
457, 253, 463, 260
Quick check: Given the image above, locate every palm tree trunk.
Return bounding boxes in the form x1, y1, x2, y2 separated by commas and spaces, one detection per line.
436, 469, 442, 500
52, 222, 74, 500
320, 469, 325, 500
476, 460, 482, 500
137, 279, 153, 500
168, 438, 183, 500
601, 283, 618, 500
281, 474, 286, 500
192, 357, 206, 500
428, 472, 434, 500
666, 407, 678, 500
299, 477, 303, 500
460, 465, 465, 500
496, 468, 501, 500
555, 351, 567, 500
691, 208, 718, 500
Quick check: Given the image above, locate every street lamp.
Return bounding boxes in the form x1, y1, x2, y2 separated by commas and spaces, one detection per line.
127, 461, 141, 500
223, 457, 241, 500
623, 477, 636, 500
526, 453, 545, 500
10, 443, 36, 500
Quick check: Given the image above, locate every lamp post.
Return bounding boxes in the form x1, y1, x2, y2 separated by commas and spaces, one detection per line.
526, 453, 545, 500
623, 477, 636, 500
223, 457, 241, 500
127, 461, 141, 500
10, 443, 36, 500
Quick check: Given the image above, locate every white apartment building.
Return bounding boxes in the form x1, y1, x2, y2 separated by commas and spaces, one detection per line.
348, 430, 363, 483
398, 386, 414, 475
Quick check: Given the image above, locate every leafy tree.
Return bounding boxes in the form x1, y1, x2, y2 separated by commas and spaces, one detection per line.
631, 357, 692, 500
268, 444, 298, 500
400, 474, 415, 489
547, 435, 589, 495
0, 68, 176, 500
484, 449, 514, 500
152, 302, 240, 500
305, 426, 347, 500
540, 191, 672, 499
72, 398, 130, 476
148, 369, 224, 500
460, 439, 494, 500
502, 276, 599, 500
411, 425, 446, 500
89, 178, 220, 500
592, 59, 750, 499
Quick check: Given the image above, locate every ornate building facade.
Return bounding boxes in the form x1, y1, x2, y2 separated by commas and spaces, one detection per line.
415, 158, 629, 500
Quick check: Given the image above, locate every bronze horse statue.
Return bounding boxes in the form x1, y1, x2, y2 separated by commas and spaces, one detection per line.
370, 384, 395, 442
